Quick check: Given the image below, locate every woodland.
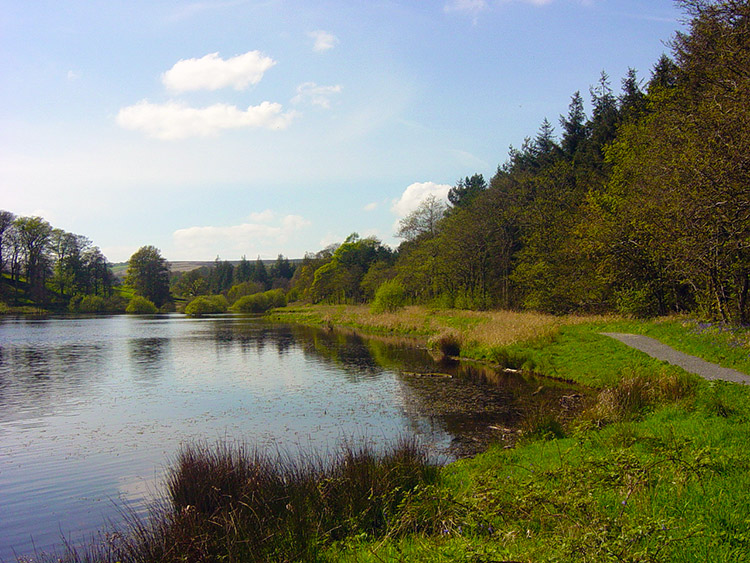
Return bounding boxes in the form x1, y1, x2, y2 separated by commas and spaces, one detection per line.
2, 0, 748, 324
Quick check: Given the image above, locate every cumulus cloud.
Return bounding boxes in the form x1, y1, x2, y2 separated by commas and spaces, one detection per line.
291, 82, 342, 109
364, 202, 378, 211
391, 182, 452, 218
162, 51, 276, 92
116, 100, 296, 140
250, 209, 275, 222
308, 30, 338, 52
173, 214, 311, 258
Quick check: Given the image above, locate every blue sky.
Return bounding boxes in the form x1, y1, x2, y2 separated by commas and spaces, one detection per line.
1, 0, 683, 263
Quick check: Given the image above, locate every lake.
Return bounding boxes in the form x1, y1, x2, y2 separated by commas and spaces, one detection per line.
0, 314, 579, 560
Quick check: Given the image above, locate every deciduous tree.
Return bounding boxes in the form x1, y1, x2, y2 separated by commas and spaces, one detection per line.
126, 246, 171, 307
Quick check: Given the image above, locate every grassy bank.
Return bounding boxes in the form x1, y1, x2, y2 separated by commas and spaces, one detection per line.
269, 305, 750, 561
31, 306, 750, 561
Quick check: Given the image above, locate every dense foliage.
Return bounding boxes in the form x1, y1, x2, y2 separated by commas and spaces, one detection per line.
290, 0, 750, 323
0, 211, 116, 310
126, 246, 172, 308
4, 1, 746, 324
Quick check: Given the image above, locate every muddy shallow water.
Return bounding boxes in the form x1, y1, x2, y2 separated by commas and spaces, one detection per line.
0, 314, 585, 560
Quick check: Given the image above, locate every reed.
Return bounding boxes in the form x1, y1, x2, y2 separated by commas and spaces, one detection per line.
29, 436, 437, 563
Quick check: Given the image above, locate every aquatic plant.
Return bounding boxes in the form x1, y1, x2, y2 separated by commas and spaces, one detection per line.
30, 437, 437, 562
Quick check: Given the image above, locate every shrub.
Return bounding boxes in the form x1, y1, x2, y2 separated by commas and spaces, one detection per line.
71, 294, 128, 313
161, 437, 437, 560
615, 285, 659, 318
370, 279, 407, 314
185, 295, 228, 317
0, 300, 8, 314
231, 289, 286, 314
40, 437, 438, 562
126, 295, 158, 314
77, 295, 107, 312
491, 346, 534, 370
428, 331, 461, 360
227, 281, 264, 305
454, 290, 492, 311
521, 402, 567, 441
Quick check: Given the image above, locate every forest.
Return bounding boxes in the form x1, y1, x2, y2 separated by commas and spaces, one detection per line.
2, 0, 748, 323
288, 0, 750, 324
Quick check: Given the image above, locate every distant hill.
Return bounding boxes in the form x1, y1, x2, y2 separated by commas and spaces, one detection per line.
110, 259, 302, 279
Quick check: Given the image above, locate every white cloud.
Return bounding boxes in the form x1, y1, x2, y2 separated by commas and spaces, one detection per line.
319, 233, 343, 249
116, 100, 296, 140
444, 0, 488, 16
364, 202, 378, 211
250, 209, 275, 222
391, 182, 452, 218
162, 51, 276, 92
308, 30, 338, 52
445, 0, 554, 17
282, 215, 310, 230
67, 70, 81, 81
173, 214, 311, 258
291, 82, 342, 109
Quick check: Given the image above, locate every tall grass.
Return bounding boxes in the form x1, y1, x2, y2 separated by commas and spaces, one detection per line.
29, 437, 437, 563
272, 305, 605, 348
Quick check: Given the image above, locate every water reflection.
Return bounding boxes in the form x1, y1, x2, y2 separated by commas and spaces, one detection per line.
0, 315, 586, 560
128, 337, 171, 381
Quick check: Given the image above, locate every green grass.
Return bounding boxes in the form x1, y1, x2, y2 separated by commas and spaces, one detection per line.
603, 317, 750, 375
314, 311, 750, 561
461, 318, 750, 389
42, 304, 744, 562
323, 380, 750, 562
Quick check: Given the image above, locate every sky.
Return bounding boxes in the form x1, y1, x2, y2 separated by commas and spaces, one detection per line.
1, 0, 684, 263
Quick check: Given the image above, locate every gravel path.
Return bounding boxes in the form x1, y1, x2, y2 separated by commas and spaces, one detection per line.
601, 332, 750, 385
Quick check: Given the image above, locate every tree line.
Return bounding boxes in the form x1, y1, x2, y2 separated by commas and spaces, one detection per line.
289, 0, 750, 323
5, 1, 746, 323
0, 211, 115, 309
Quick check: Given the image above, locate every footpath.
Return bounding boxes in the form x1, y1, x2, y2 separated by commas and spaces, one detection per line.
602, 332, 750, 385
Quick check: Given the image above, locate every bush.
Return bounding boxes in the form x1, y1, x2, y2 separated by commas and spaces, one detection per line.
227, 281, 264, 305
126, 295, 158, 314
77, 295, 107, 312
0, 300, 9, 314
428, 331, 461, 359
491, 346, 534, 370
370, 279, 407, 313
68, 294, 127, 313
615, 285, 659, 318
160, 437, 436, 561
231, 289, 286, 314
185, 295, 228, 317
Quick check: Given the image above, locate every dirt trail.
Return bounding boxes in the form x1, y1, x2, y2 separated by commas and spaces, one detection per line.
601, 332, 750, 385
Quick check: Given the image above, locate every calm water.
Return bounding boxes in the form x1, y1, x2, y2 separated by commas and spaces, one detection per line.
0, 314, 575, 560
